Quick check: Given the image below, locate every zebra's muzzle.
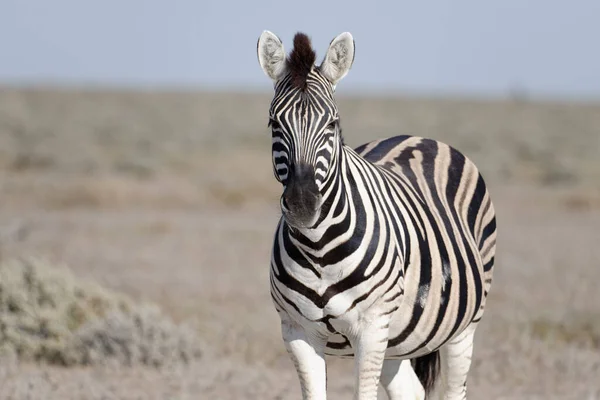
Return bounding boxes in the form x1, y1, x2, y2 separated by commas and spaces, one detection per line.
281, 163, 322, 228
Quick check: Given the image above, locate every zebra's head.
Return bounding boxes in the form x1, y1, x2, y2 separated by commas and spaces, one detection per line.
257, 31, 355, 228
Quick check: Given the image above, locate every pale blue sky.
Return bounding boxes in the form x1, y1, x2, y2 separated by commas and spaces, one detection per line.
1, 0, 599, 99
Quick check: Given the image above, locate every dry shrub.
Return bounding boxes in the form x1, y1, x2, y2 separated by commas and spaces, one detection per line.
0, 258, 203, 367
529, 314, 600, 350
561, 191, 600, 212
71, 304, 202, 368
205, 181, 279, 209
9, 153, 56, 172
41, 176, 203, 210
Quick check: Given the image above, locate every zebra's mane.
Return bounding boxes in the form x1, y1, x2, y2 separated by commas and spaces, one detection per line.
287, 32, 316, 90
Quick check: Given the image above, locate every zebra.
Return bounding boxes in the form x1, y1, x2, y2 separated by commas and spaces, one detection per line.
257, 31, 497, 400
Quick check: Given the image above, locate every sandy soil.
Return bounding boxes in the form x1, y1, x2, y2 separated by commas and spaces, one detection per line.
0, 88, 599, 399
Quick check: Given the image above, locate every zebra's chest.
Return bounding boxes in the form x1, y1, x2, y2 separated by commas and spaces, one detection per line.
277, 262, 359, 318
271, 253, 401, 336
280, 278, 377, 336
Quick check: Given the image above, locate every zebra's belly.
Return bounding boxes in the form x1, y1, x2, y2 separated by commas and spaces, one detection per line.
323, 308, 460, 359
323, 265, 483, 359
323, 309, 470, 359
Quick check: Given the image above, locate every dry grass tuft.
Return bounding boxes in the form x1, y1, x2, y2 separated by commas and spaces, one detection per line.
40, 177, 203, 210
529, 314, 600, 350
0, 258, 203, 367
561, 190, 600, 212
206, 181, 279, 209
71, 304, 202, 368
1, 173, 280, 211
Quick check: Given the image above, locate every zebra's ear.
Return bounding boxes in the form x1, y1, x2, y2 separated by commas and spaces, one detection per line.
320, 32, 355, 85
257, 30, 288, 83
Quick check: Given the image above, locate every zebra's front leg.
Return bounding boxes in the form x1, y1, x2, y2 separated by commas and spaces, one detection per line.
281, 317, 328, 400
349, 317, 391, 400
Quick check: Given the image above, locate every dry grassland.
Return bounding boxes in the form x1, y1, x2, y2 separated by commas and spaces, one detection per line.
0, 87, 599, 399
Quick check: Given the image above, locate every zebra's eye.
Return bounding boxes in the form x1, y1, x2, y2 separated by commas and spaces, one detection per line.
326, 121, 336, 131
269, 119, 281, 130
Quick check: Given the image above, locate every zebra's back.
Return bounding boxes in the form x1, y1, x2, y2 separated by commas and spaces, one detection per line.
324, 134, 497, 358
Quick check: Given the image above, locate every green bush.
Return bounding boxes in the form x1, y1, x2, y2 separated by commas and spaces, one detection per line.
0, 258, 202, 366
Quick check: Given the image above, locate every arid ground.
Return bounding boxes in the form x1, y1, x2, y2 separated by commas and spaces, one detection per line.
0, 88, 599, 399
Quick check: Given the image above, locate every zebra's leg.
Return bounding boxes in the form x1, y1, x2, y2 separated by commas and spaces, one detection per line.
433, 324, 477, 400
281, 317, 328, 400
380, 359, 425, 400
349, 318, 391, 400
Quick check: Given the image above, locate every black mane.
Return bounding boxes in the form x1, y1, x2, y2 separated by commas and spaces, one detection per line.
287, 32, 316, 90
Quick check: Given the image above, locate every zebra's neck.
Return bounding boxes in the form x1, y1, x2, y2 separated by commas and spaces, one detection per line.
285, 141, 382, 253
286, 140, 409, 273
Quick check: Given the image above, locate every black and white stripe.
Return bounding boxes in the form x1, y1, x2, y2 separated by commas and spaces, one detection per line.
258, 31, 496, 400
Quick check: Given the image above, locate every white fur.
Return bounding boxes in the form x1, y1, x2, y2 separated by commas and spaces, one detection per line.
261, 30, 426, 400
320, 32, 355, 85
417, 283, 430, 308
281, 318, 328, 399
380, 359, 426, 400
257, 30, 288, 82
428, 324, 477, 400
348, 318, 393, 399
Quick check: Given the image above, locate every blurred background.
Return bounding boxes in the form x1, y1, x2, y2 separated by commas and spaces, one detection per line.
0, 1, 599, 399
